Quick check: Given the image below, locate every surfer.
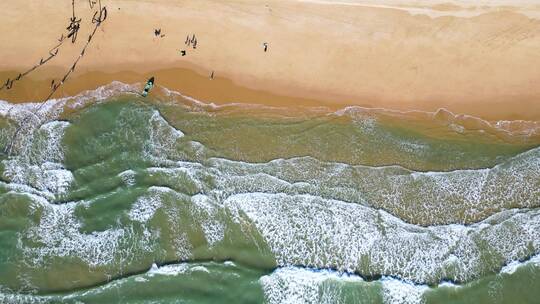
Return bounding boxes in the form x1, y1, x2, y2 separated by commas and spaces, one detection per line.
141, 77, 155, 97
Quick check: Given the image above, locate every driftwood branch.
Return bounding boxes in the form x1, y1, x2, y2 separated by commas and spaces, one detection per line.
3, 4, 108, 156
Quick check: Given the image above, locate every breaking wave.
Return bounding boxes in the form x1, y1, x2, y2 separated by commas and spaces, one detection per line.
0, 82, 538, 302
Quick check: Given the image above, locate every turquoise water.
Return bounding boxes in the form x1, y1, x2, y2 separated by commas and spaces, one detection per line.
0, 83, 539, 303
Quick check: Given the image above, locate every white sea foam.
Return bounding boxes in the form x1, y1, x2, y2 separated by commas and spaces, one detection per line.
1, 81, 539, 293
209, 145, 540, 225
14, 194, 161, 278
147, 263, 190, 277
1, 121, 73, 199
0, 98, 65, 123
118, 169, 137, 187
19, 201, 127, 268
128, 187, 166, 223
2, 162, 73, 199
260, 267, 366, 304
0, 82, 138, 154
0, 293, 49, 304
3, 81, 538, 143
146, 164, 208, 193
381, 277, 428, 304
67, 81, 140, 110
160, 86, 284, 112
144, 110, 185, 161
134, 276, 148, 283
500, 254, 540, 275
119, 125, 540, 284
191, 194, 225, 246
127, 186, 196, 259
224, 192, 540, 284
224, 260, 236, 267
333, 106, 540, 141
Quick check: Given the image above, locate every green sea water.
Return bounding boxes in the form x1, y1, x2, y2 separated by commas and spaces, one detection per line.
0, 83, 539, 303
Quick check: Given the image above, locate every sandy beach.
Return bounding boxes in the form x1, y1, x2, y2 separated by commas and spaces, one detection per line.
1, 0, 540, 120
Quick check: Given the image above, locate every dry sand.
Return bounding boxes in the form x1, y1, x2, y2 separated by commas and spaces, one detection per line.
1, 0, 539, 120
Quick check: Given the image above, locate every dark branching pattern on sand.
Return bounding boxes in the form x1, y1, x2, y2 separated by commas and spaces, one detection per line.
3, 0, 108, 156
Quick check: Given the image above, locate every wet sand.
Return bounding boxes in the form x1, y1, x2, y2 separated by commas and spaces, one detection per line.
1, 0, 540, 120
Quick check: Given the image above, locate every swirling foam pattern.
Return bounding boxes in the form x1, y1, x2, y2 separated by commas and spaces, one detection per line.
0, 84, 538, 303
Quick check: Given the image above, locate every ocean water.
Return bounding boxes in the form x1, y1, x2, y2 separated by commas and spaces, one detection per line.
0, 82, 539, 303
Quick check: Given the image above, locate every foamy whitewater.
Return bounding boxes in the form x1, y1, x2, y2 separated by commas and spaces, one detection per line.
0, 82, 538, 303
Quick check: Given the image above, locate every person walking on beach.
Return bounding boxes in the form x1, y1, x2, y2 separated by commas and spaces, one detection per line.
154, 29, 164, 37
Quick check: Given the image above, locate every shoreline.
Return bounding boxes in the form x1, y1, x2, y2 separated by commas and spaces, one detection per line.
2, 78, 539, 146
2, 66, 540, 122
